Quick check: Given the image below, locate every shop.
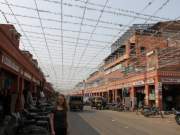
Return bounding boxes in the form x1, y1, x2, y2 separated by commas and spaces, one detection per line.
148, 85, 156, 106
23, 71, 32, 91
0, 69, 18, 93
161, 78, 180, 111
133, 80, 145, 108
146, 78, 156, 107
122, 87, 131, 108
117, 89, 123, 103
0, 54, 20, 116
108, 90, 113, 103
0, 24, 51, 114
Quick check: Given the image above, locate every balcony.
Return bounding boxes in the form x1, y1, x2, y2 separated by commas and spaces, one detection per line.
104, 54, 129, 70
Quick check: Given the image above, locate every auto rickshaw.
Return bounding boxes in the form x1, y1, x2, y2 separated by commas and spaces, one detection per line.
90, 96, 103, 110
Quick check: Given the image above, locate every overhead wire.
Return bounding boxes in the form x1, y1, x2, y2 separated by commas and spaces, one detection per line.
68, 0, 170, 21
33, 0, 58, 85
67, 0, 89, 82
2, 0, 50, 75
69, 0, 109, 84
144, 0, 170, 24
0, 2, 132, 29
22, 37, 110, 49
72, 0, 157, 81
2, 12, 126, 31
1, 0, 177, 90
21, 30, 112, 44
0, 9, 9, 23
60, 0, 64, 81
111, 0, 156, 43
9, 22, 117, 37
73, 0, 173, 88
21, 35, 111, 49
41, 0, 169, 21
83, 19, 180, 89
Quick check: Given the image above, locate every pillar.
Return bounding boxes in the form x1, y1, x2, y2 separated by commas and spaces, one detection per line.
112, 90, 115, 102
115, 89, 118, 102
108, 90, 110, 103
16, 76, 24, 112
144, 84, 149, 106
154, 76, 162, 110
130, 87, 135, 110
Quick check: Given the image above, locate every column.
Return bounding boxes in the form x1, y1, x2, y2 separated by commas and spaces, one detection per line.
16, 76, 23, 112
30, 81, 33, 93
154, 76, 162, 110
108, 90, 110, 103
115, 89, 118, 103
144, 84, 149, 106
130, 87, 135, 111
112, 90, 115, 102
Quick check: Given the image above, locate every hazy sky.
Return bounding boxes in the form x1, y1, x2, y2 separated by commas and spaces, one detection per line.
0, 0, 179, 92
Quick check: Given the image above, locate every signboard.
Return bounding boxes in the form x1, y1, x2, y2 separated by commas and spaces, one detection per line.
146, 51, 157, 71
105, 64, 122, 74
2, 55, 20, 72
24, 72, 32, 80
146, 50, 154, 56
133, 80, 145, 86
161, 78, 180, 83
123, 83, 132, 88
157, 82, 162, 95
146, 79, 154, 84
20, 70, 24, 75
32, 77, 40, 85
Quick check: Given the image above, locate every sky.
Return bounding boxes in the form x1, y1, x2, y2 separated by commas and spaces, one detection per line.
0, 0, 179, 92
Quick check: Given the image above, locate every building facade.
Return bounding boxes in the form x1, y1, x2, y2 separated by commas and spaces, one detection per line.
75, 21, 180, 111
0, 24, 54, 113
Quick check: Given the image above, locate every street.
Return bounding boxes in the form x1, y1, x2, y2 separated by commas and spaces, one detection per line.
68, 106, 180, 135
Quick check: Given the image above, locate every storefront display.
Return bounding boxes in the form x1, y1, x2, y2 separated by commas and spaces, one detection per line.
149, 85, 155, 106
162, 84, 180, 111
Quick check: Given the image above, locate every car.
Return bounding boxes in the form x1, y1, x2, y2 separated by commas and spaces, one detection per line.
69, 96, 84, 111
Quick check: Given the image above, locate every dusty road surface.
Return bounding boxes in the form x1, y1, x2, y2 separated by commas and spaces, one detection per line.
68, 106, 180, 135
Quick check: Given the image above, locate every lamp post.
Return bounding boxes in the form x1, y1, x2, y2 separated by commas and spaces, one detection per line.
82, 80, 86, 96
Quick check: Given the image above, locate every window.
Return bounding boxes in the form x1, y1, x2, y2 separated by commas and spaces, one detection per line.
130, 44, 136, 55
140, 47, 146, 54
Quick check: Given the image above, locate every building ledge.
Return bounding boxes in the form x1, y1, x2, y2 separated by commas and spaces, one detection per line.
104, 54, 129, 70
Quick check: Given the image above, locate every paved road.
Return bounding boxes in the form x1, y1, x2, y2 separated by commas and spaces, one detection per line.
68, 106, 180, 135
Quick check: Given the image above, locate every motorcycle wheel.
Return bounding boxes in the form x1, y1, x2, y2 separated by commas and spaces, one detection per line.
143, 112, 150, 117
175, 115, 180, 125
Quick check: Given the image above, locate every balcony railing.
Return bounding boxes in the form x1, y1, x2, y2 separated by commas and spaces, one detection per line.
104, 54, 129, 70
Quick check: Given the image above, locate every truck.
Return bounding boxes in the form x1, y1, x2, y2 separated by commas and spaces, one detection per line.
69, 95, 83, 111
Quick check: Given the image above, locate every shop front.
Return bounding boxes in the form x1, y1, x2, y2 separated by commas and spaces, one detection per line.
148, 85, 156, 106
108, 90, 113, 103
133, 80, 145, 108
117, 89, 123, 103
161, 77, 180, 111
0, 53, 20, 116
146, 78, 156, 107
122, 85, 131, 109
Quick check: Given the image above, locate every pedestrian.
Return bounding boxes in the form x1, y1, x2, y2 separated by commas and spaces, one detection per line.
102, 97, 107, 109
50, 93, 68, 135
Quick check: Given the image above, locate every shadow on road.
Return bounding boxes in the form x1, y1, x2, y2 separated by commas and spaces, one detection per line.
69, 106, 97, 114
68, 111, 100, 135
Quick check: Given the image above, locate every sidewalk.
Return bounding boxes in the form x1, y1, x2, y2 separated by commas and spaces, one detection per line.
105, 110, 176, 123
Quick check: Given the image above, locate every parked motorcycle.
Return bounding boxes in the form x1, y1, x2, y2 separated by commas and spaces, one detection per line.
172, 108, 180, 125
142, 106, 163, 118
175, 112, 180, 125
